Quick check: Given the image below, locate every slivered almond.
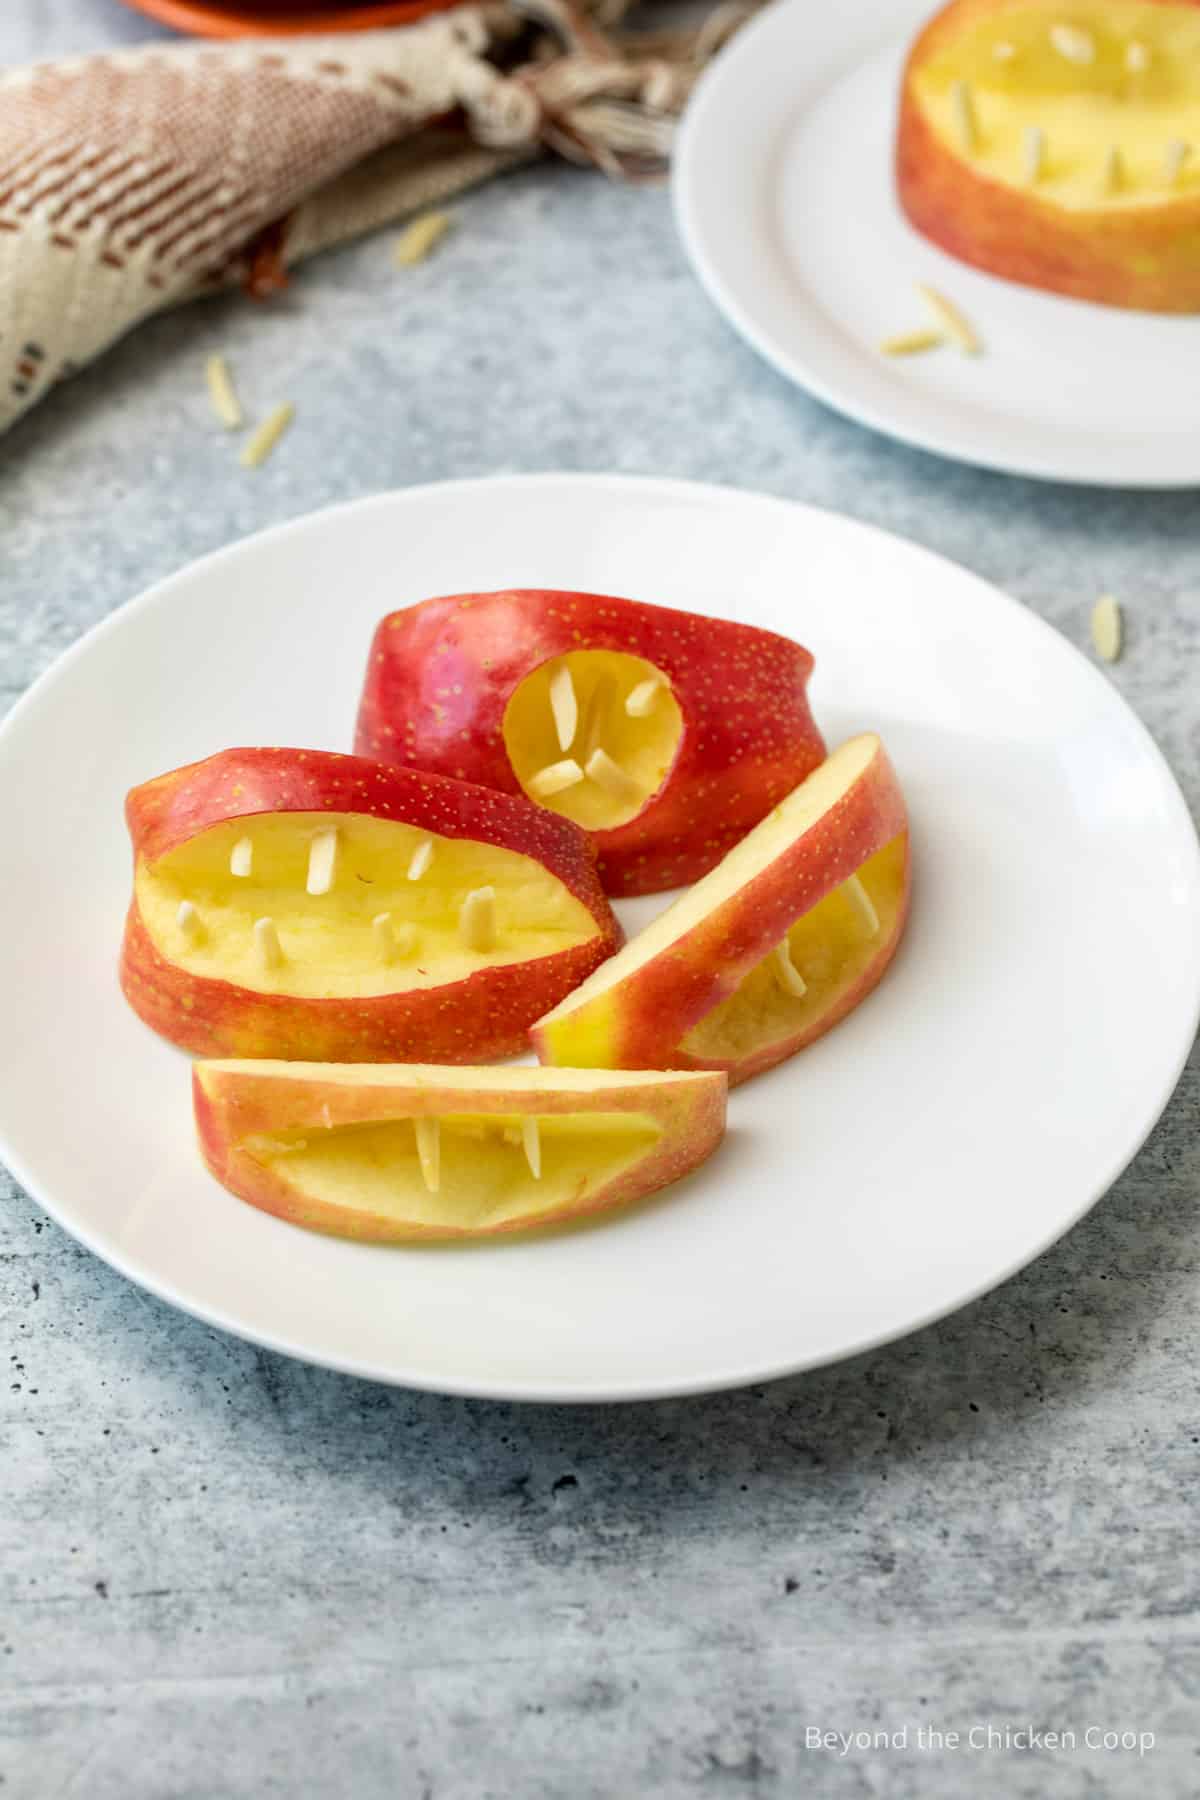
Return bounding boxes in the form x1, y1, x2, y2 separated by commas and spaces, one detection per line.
625, 676, 663, 718
1165, 139, 1191, 184
844, 875, 880, 938
205, 353, 242, 430
407, 837, 434, 881
1126, 41, 1149, 73
459, 886, 496, 952
1024, 125, 1047, 184
549, 664, 578, 752
579, 674, 617, 760
373, 912, 416, 962
771, 940, 808, 999
239, 403, 294, 470
880, 328, 944, 356
230, 836, 253, 878
529, 758, 584, 798
1050, 23, 1095, 64
586, 747, 643, 804
521, 1116, 542, 1180
306, 827, 338, 896
393, 212, 452, 268
917, 285, 982, 355
253, 916, 283, 969
414, 1116, 441, 1193
1091, 594, 1123, 663
177, 900, 205, 945
951, 79, 978, 153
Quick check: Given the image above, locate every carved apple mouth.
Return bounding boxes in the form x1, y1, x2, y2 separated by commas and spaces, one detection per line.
913, 2, 1200, 208
136, 810, 599, 998
681, 838, 907, 1062
241, 1110, 663, 1232
503, 649, 684, 831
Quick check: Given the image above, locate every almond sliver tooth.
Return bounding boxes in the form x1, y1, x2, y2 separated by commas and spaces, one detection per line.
407, 837, 434, 881
522, 1116, 542, 1180
1165, 140, 1191, 184
414, 1117, 440, 1193
625, 677, 663, 718
1091, 594, 1123, 663
177, 900, 205, 944
460, 886, 497, 952
230, 836, 253, 878
253, 916, 283, 969
771, 939, 808, 998
1024, 125, 1047, 184
586, 747, 643, 804
549, 664, 578, 752
306, 827, 338, 896
1050, 23, 1095, 64
580, 674, 617, 759
529, 758, 584, 798
1126, 40, 1149, 73
844, 875, 880, 938
951, 79, 978, 153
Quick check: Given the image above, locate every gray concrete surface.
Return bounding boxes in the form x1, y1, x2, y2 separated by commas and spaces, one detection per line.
2, 3, 1199, 1796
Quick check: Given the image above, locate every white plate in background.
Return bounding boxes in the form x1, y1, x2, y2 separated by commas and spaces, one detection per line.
674, 0, 1200, 486
0, 475, 1196, 1400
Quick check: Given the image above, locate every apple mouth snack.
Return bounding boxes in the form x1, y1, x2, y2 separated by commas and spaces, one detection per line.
120, 748, 622, 1064
354, 588, 826, 897
898, 0, 1200, 312
193, 1061, 728, 1241
531, 735, 909, 1087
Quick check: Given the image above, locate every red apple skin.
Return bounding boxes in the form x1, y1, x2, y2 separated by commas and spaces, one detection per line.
897, 0, 1200, 313
120, 748, 622, 1063
354, 589, 826, 897
531, 742, 910, 1086
193, 1062, 728, 1241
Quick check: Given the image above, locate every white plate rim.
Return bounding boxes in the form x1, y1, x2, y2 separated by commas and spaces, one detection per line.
1, 472, 1198, 1402
673, 0, 1200, 490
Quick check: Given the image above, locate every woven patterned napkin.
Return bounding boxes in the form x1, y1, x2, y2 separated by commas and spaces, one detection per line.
0, 0, 750, 436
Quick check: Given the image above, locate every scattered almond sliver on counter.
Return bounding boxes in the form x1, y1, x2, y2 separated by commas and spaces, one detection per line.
1091, 594, 1123, 663
393, 212, 452, 268
880, 328, 945, 356
240, 404, 295, 470
205, 353, 242, 430
917, 284, 983, 355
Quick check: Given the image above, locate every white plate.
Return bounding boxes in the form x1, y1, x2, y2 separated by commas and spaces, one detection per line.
1, 475, 1197, 1400
675, 0, 1200, 487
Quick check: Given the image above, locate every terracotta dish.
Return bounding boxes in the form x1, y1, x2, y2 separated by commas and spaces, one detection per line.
120, 0, 462, 35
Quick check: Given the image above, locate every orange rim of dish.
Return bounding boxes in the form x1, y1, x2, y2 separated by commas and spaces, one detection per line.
120, 0, 465, 36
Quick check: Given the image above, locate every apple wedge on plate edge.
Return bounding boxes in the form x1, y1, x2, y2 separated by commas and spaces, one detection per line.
532, 736, 910, 1086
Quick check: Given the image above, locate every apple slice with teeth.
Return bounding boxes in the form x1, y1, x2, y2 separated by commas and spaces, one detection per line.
120, 748, 621, 1064
193, 1061, 728, 1241
531, 735, 909, 1086
354, 588, 825, 897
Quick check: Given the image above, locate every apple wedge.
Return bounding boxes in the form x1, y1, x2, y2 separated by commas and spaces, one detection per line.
532, 735, 909, 1086
194, 1061, 728, 1241
121, 749, 621, 1063
355, 588, 825, 897
898, 0, 1200, 312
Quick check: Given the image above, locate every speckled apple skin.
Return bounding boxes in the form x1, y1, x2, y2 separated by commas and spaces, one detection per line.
354, 590, 826, 897
193, 1061, 728, 1241
120, 748, 622, 1063
897, 0, 1200, 313
532, 744, 910, 1086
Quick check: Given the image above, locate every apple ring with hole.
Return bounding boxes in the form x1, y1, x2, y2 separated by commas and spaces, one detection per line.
898, 0, 1200, 311
354, 589, 825, 897
193, 1061, 728, 1241
120, 748, 621, 1063
531, 735, 909, 1087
